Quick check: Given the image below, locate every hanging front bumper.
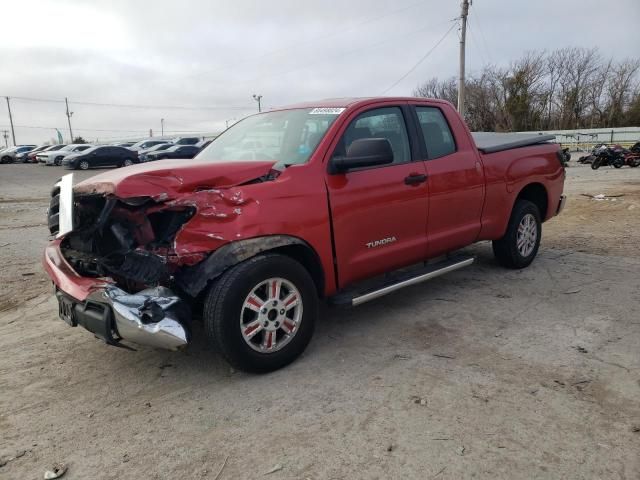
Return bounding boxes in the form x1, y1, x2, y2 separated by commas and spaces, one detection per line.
45, 242, 190, 351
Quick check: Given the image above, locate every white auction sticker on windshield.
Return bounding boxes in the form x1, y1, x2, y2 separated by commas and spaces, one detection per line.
309, 107, 346, 115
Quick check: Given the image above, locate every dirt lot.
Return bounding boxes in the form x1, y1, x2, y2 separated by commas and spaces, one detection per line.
1, 162, 639, 479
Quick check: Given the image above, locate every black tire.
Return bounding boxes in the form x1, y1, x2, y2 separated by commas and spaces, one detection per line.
203, 253, 318, 373
122, 158, 134, 167
613, 159, 623, 168
591, 159, 601, 169
1, 156, 10, 164
54, 156, 64, 166
492, 200, 542, 269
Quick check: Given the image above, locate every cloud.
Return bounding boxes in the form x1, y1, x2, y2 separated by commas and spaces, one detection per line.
1, 0, 639, 144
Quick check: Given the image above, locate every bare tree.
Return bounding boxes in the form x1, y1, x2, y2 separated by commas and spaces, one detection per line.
605, 59, 640, 127
413, 47, 639, 131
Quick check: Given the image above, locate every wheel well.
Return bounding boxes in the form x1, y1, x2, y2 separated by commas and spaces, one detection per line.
516, 183, 548, 220
271, 244, 325, 298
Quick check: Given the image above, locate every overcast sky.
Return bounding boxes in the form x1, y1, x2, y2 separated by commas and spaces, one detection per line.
1, 0, 639, 145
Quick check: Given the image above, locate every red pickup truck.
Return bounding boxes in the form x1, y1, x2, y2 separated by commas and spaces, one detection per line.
43, 97, 566, 372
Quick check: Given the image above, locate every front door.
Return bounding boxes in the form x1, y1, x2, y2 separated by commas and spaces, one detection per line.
325, 105, 429, 288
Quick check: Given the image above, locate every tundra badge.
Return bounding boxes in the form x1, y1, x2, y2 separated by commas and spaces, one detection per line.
366, 236, 397, 249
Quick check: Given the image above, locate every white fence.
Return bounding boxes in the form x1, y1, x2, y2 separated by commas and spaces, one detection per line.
517, 127, 640, 151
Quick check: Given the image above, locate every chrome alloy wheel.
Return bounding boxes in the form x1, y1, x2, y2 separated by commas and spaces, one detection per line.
240, 277, 303, 353
516, 213, 537, 257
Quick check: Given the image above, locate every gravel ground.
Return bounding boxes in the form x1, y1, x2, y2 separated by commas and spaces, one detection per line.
1, 162, 639, 479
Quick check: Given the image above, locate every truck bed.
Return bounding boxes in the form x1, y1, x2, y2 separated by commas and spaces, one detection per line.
472, 132, 556, 154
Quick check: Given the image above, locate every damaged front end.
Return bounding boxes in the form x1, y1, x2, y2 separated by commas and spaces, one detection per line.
46, 174, 203, 350
45, 162, 274, 350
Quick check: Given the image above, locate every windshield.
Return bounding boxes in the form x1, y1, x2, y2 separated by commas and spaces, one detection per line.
197, 108, 342, 165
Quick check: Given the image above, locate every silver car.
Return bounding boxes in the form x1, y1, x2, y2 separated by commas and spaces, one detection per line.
0, 145, 37, 164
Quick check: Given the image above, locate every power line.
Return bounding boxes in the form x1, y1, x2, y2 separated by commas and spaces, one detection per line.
380, 21, 458, 95
0, 123, 221, 135
469, 2, 493, 65
175, 0, 427, 83
6, 96, 255, 111
230, 20, 449, 88
466, 20, 489, 68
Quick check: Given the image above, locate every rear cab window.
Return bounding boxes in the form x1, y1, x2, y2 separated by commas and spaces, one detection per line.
415, 106, 456, 159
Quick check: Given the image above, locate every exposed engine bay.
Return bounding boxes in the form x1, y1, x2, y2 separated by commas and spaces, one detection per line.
57, 193, 196, 292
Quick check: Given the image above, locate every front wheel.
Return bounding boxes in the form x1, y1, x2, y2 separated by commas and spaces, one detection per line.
203, 253, 318, 373
78, 160, 89, 170
613, 159, 623, 168
492, 200, 541, 269
122, 158, 134, 167
591, 159, 601, 169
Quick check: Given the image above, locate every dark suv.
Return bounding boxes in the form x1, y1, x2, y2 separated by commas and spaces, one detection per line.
62, 146, 139, 170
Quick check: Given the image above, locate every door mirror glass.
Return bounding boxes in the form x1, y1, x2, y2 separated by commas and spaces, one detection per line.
330, 138, 394, 173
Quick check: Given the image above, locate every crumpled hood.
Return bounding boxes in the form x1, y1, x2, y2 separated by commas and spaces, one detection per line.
74, 159, 276, 199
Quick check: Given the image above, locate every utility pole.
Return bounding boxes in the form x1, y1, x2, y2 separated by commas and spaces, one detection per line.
161, 118, 164, 136
2, 130, 8, 147
5, 97, 16, 145
457, 0, 470, 118
65, 97, 74, 142
253, 94, 262, 113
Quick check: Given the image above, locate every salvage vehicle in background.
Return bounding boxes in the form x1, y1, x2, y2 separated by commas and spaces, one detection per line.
591, 145, 626, 169
1, 145, 37, 163
144, 144, 200, 161
38, 144, 91, 166
43, 97, 566, 373
62, 145, 138, 170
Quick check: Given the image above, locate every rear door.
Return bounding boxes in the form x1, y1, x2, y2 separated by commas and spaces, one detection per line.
325, 104, 429, 287
411, 104, 485, 257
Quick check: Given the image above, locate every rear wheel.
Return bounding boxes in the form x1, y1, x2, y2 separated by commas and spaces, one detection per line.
203, 253, 317, 373
122, 158, 134, 167
492, 200, 541, 269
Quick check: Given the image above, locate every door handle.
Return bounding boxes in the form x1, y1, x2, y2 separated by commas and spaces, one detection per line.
404, 173, 427, 185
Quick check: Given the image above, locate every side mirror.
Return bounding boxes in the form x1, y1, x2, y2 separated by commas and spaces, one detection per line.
330, 138, 394, 174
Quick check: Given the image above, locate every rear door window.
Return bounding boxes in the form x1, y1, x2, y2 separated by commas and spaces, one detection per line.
415, 107, 456, 159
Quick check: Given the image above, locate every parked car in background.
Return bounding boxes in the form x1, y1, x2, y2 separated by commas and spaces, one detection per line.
173, 137, 201, 146
38, 144, 92, 166
1, 145, 37, 163
128, 139, 169, 151
138, 143, 173, 162
17, 145, 49, 163
145, 144, 200, 161
23, 144, 68, 163
62, 145, 138, 170
112, 142, 136, 148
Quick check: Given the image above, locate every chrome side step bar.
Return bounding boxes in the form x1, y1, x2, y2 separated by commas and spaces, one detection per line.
330, 255, 475, 307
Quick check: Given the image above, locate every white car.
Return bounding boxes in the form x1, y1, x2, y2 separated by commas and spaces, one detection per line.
38, 144, 92, 166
